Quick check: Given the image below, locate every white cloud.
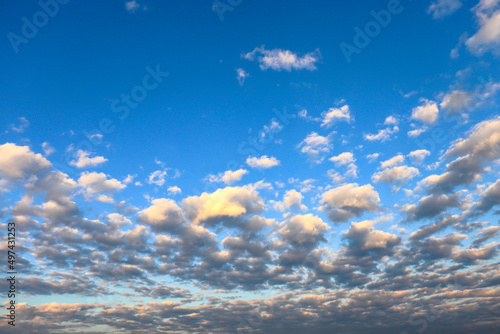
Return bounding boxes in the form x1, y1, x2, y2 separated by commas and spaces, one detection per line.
297, 132, 332, 163
427, 0, 463, 19
366, 153, 380, 163
243, 46, 321, 71
384, 116, 399, 125
182, 186, 263, 224
330, 152, 355, 166
206, 169, 248, 185
236, 68, 249, 86
246, 156, 280, 169
329, 152, 358, 179
446, 115, 500, 159
78, 172, 125, 202
321, 105, 352, 128
149, 170, 168, 186
408, 149, 431, 163
411, 99, 439, 124
327, 170, 345, 184
41, 142, 55, 156
123, 174, 135, 184
0, 143, 51, 181
364, 126, 399, 142
372, 165, 420, 187
70, 150, 108, 168
78, 172, 125, 194
167, 186, 182, 195
466, 0, 500, 55
283, 189, 307, 211
138, 198, 185, 231
440, 90, 474, 114
407, 126, 428, 138
440, 82, 500, 114
277, 214, 329, 244
380, 154, 404, 169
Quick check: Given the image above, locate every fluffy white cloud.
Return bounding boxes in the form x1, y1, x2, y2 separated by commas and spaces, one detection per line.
321, 105, 352, 128
416, 117, 500, 193
78, 172, 126, 197
297, 132, 332, 163
408, 149, 431, 163
206, 169, 248, 185
372, 165, 420, 186
446, 116, 500, 159
380, 154, 404, 169
277, 214, 329, 244
384, 116, 399, 125
329, 152, 358, 179
440, 90, 473, 114
411, 99, 439, 124
320, 183, 380, 222
283, 189, 307, 211
0, 143, 51, 181
407, 126, 428, 138
167, 186, 182, 195
246, 156, 280, 169
41, 142, 55, 156
243, 46, 321, 71
181, 186, 264, 224
366, 153, 380, 162
149, 170, 168, 186
466, 0, 500, 55
70, 150, 108, 168
125, 0, 146, 13
138, 198, 185, 231
330, 152, 354, 166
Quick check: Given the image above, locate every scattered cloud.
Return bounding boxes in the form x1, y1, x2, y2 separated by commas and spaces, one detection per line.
364, 126, 399, 142
167, 186, 182, 195
246, 155, 280, 169
149, 170, 168, 186
408, 149, 430, 163
466, 0, 500, 55
243, 46, 321, 71
321, 105, 352, 127
41, 142, 55, 156
380, 154, 405, 169
384, 115, 398, 125
125, 0, 147, 13
411, 98, 439, 124
236, 68, 249, 86
0, 143, 51, 181
70, 150, 108, 168
206, 169, 248, 185
297, 132, 333, 163
427, 0, 463, 19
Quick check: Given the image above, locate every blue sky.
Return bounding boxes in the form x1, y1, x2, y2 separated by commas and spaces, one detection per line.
1, 0, 500, 333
